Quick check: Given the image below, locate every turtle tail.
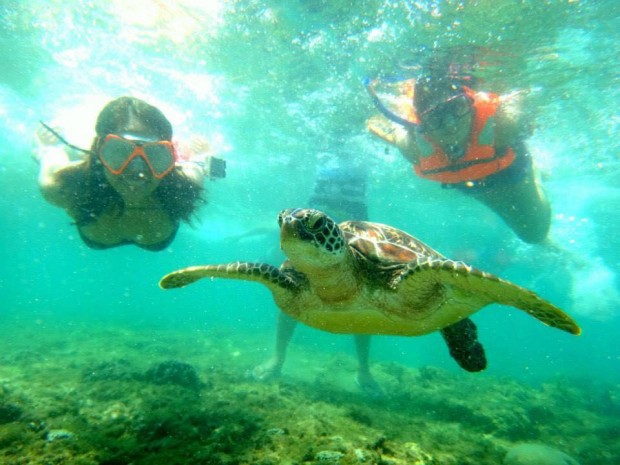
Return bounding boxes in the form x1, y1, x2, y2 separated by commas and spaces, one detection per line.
404, 258, 581, 336
159, 262, 300, 292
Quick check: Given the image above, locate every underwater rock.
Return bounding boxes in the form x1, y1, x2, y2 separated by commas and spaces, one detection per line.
82, 359, 140, 382
0, 403, 22, 424
46, 429, 75, 441
265, 427, 287, 435
143, 360, 202, 390
315, 450, 345, 462
503, 443, 581, 465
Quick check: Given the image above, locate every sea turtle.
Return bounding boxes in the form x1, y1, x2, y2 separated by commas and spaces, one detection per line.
160, 208, 581, 365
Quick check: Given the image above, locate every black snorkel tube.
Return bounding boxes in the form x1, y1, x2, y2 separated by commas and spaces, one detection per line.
39, 121, 92, 156
364, 77, 419, 129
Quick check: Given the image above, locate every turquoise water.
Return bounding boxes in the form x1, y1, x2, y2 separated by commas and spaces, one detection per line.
1, 0, 619, 393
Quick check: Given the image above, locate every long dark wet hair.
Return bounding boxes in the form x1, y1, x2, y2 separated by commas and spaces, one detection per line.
56, 96, 205, 226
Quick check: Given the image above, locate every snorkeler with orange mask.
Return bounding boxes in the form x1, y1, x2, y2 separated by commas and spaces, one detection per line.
35, 96, 225, 250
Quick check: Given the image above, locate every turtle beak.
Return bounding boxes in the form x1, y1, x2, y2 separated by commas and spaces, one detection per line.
279, 217, 299, 243
278, 209, 299, 234
280, 210, 310, 253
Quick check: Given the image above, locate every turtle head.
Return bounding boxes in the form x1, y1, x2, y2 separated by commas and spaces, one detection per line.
278, 208, 346, 269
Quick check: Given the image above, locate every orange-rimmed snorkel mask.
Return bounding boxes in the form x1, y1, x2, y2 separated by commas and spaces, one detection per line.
96, 134, 177, 179
417, 91, 472, 134
365, 75, 475, 134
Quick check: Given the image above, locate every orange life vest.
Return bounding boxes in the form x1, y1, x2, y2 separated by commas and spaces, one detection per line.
413, 87, 516, 184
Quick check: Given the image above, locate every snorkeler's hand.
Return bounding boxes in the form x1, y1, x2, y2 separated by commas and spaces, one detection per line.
183, 136, 226, 179
176, 135, 213, 163
367, 114, 421, 164
188, 135, 212, 157
368, 115, 402, 145
367, 114, 410, 148
32, 125, 63, 164
35, 124, 62, 147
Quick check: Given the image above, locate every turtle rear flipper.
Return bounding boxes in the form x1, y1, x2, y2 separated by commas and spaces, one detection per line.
440, 318, 487, 372
400, 258, 581, 336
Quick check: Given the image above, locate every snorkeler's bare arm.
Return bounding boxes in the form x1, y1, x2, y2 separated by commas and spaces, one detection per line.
495, 91, 533, 149
367, 114, 421, 164
37, 152, 83, 207
34, 125, 84, 208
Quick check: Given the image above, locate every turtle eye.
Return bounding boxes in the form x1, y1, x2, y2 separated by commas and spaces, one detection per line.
306, 212, 326, 232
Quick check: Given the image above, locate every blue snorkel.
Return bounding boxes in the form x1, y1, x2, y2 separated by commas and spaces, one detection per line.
364, 77, 419, 129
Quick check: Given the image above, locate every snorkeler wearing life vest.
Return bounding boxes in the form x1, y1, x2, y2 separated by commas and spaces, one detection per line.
367, 75, 551, 244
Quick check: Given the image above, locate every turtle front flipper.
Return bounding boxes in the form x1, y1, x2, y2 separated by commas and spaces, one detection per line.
159, 262, 301, 293
398, 258, 581, 336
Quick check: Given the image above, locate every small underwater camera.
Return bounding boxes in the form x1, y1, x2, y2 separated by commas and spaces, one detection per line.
205, 156, 226, 179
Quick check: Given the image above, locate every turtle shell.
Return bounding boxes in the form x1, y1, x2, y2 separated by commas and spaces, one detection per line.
341, 221, 445, 270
